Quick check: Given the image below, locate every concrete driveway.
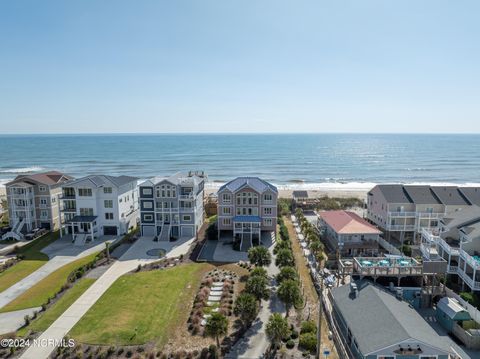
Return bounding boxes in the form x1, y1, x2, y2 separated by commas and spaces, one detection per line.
19, 235, 195, 359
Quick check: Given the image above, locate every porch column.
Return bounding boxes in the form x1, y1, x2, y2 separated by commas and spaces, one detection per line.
91, 223, 94, 241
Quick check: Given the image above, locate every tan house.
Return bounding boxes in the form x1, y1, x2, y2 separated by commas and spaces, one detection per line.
217, 177, 277, 250
3, 171, 73, 239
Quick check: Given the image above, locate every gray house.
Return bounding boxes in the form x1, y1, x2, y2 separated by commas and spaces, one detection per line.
331, 281, 456, 359
139, 172, 205, 239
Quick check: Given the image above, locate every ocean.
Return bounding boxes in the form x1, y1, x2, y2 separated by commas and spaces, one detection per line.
0, 134, 479, 190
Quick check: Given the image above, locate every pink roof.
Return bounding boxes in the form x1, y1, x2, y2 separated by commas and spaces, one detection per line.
319, 210, 382, 235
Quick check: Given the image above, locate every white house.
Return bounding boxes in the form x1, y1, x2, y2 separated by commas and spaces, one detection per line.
59, 175, 139, 244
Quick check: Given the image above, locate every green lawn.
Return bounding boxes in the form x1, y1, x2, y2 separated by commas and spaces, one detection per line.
17, 278, 96, 336
0, 231, 59, 293
0, 252, 98, 313
70, 263, 208, 346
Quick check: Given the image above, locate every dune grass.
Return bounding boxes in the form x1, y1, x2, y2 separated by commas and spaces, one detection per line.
0, 252, 98, 313
70, 263, 208, 346
17, 278, 96, 336
0, 231, 59, 293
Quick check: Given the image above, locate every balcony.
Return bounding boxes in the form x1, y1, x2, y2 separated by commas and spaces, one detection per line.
416, 212, 444, 219
61, 206, 77, 212
438, 237, 460, 256
460, 249, 480, 270
447, 265, 458, 274
388, 211, 416, 218
386, 224, 416, 231
60, 194, 76, 199
179, 193, 194, 200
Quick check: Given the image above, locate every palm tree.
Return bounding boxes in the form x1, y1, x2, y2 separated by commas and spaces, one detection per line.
276, 266, 298, 284
233, 293, 259, 328
247, 246, 272, 267
309, 238, 325, 266
245, 274, 270, 302
250, 267, 268, 279
205, 312, 228, 348
275, 248, 294, 267
277, 279, 303, 317
266, 313, 290, 353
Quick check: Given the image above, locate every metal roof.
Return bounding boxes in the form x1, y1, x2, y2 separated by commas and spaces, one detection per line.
219, 177, 278, 194
64, 175, 138, 188
331, 281, 453, 356
437, 297, 470, 320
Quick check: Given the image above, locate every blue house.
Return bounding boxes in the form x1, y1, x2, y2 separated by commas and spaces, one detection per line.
331, 281, 457, 359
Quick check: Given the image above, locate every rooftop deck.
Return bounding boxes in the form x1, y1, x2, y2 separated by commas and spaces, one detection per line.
353, 256, 423, 277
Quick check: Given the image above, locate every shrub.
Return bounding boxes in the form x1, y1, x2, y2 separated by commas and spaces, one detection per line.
286, 339, 295, 349
299, 332, 317, 353
290, 330, 299, 339
300, 321, 317, 334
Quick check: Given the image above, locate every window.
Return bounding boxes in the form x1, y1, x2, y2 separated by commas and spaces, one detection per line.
103, 187, 112, 194
144, 214, 153, 221
40, 198, 48, 205
222, 207, 231, 215
264, 193, 273, 202
80, 208, 94, 216
264, 207, 272, 215
142, 187, 153, 196
39, 185, 47, 192
78, 188, 92, 197
143, 201, 153, 209
41, 210, 48, 218
223, 218, 231, 225
183, 215, 191, 221
104, 200, 113, 208
51, 197, 56, 203
264, 218, 273, 226
222, 193, 231, 203
105, 212, 114, 220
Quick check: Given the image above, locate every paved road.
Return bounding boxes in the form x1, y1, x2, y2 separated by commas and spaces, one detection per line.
226, 233, 285, 358
19, 236, 194, 359
0, 307, 41, 335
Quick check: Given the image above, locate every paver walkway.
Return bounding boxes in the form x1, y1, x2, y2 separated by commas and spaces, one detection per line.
226, 233, 285, 358
19, 236, 194, 359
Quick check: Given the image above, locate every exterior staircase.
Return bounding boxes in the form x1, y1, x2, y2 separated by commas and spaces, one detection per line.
73, 233, 87, 246
159, 223, 171, 241
1, 219, 25, 241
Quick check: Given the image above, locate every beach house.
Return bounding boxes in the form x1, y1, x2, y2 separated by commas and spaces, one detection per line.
3, 171, 73, 239
59, 175, 138, 244
420, 206, 480, 292
318, 210, 382, 256
367, 184, 477, 245
217, 177, 277, 250
331, 281, 456, 359
138, 172, 205, 239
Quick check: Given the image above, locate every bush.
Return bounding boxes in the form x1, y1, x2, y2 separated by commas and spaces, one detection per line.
290, 330, 299, 339
299, 332, 317, 353
286, 339, 295, 349
300, 321, 317, 334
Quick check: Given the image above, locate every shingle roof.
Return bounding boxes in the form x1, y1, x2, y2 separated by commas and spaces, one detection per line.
430, 186, 471, 206
6, 171, 72, 186
375, 184, 413, 203
331, 281, 453, 355
145, 172, 204, 187
459, 187, 480, 206
219, 177, 278, 194
319, 210, 381, 235
292, 190, 308, 199
403, 185, 442, 205
65, 175, 138, 188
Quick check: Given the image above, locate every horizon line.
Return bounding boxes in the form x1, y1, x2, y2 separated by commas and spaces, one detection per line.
1, 131, 480, 136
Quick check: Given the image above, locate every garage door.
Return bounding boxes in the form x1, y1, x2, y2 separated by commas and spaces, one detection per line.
103, 226, 118, 236
181, 226, 194, 237
142, 225, 155, 237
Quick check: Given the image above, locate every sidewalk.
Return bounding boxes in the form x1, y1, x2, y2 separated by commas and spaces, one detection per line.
226, 233, 285, 358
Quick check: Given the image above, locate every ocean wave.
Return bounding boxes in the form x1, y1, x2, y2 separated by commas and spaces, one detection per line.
1, 166, 45, 174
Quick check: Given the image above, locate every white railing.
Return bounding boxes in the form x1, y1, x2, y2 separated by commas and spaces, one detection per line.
421, 228, 439, 243
179, 194, 194, 200
387, 224, 416, 231
388, 211, 416, 218
460, 249, 480, 269
458, 270, 480, 290
438, 237, 460, 256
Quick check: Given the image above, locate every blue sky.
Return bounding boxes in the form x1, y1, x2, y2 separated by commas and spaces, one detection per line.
0, 0, 479, 134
